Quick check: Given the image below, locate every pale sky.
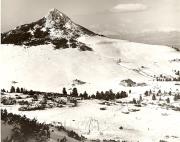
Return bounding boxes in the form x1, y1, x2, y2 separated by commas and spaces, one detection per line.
1, 0, 180, 34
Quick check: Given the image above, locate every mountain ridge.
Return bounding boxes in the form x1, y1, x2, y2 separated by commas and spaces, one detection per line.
1, 8, 98, 51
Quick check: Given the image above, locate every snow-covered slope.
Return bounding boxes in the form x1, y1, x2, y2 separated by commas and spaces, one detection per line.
0, 35, 179, 92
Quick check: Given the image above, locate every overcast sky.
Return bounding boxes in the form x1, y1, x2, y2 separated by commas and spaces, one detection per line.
1, 0, 180, 34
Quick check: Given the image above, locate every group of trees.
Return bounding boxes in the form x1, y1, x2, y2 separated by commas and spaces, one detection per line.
174, 94, 180, 101
144, 89, 172, 96
1, 109, 50, 142
4, 86, 128, 101
3, 86, 27, 94
61, 87, 89, 99
55, 124, 85, 141
144, 89, 180, 103
2, 31, 32, 45
62, 88, 128, 101
53, 38, 69, 49
155, 71, 180, 82
1, 109, 85, 142
93, 90, 128, 101
1, 97, 16, 105
5, 86, 52, 96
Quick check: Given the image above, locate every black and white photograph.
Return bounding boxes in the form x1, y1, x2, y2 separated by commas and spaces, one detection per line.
1, 0, 180, 141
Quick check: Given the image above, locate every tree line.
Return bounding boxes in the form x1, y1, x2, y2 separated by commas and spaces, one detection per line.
2, 86, 128, 101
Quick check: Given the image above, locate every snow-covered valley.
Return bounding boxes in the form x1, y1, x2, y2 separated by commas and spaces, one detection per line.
1, 86, 180, 142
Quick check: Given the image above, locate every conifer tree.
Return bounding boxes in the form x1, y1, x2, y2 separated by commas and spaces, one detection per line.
10, 86, 15, 93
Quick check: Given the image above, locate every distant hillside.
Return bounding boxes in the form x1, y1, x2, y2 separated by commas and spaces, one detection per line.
108, 31, 180, 51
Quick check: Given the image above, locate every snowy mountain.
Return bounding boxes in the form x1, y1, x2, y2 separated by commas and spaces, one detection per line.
0, 9, 180, 93
1, 8, 180, 142
1, 8, 97, 51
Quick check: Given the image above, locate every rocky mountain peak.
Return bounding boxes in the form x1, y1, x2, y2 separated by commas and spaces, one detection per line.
45, 8, 71, 28
1, 8, 98, 51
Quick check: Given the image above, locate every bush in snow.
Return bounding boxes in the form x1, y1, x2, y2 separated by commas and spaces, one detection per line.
132, 98, 137, 104
174, 94, 180, 101
166, 98, 170, 103
152, 94, 156, 100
